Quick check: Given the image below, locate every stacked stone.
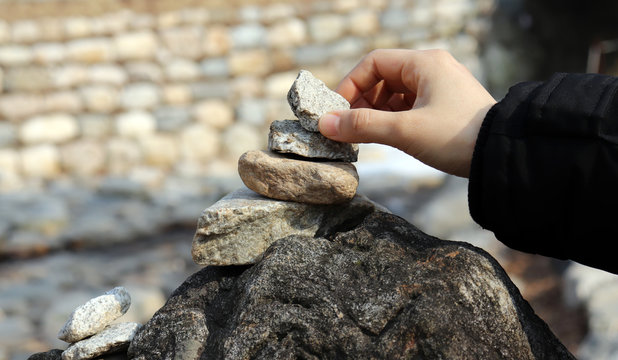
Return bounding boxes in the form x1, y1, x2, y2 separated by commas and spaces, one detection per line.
238, 69, 359, 205
56, 287, 141, 360
191, 71, 387, 267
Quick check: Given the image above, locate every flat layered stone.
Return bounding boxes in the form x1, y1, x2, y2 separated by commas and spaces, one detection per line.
62, 322, 141, 360
191, 186, 386, 266
238, 150, 358, 204
58, 287, 131, 343
268, 119, 358, 162
287, 70, 350, 132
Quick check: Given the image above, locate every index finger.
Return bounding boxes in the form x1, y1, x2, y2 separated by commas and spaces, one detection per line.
336, 49, 422, 104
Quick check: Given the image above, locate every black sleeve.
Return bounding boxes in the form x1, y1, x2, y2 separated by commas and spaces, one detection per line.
468, 73, 618, 274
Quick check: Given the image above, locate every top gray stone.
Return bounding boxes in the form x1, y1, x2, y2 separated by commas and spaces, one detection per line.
268, 120, 358, 162
287, 70, 350, 132
58, 287, 131, 343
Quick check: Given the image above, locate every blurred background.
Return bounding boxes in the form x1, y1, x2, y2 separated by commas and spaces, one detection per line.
0, 0, 617, 358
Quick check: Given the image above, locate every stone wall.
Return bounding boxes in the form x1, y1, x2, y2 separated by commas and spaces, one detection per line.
0, 2, 498, 355
0, 0, 493, 193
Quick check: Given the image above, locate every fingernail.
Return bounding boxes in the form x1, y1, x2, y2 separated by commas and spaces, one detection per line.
319, 112, 340, 137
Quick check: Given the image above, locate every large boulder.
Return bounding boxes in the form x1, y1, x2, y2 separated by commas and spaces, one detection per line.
128, 211, 575, 359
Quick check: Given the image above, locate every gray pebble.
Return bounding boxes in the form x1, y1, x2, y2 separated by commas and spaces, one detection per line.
58, 287, 131, 343
61, 322, 141, 360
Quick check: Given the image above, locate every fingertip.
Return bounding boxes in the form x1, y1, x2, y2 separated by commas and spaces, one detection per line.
319, 112, 341, 138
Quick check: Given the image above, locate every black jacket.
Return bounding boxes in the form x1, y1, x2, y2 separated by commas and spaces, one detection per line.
469, 73, 618, 274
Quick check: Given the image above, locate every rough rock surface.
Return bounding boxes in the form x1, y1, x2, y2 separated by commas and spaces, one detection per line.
192, 186, 385, 266
287, 70, 350, 132
268, 119, 359, 162
26, 349, 64, 360
62, 322, 141, 360
238, 150, 358, 204
129, 211, 575, 360
128, 307, 210, 360
58, 287, 131, 343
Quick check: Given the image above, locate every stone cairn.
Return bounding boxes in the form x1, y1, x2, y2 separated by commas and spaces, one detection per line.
191, 70, 387, 267
238, 69, 358, 205
55, 287, 141, 360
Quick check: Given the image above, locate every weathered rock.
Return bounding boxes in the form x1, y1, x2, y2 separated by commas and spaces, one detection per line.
66, 38, 115, 64
130, 211, 576, 359
20, 144, 61, 179
58, 287, 131, 343
79, 85, 118, 113
0, 44, 34, 66
308, 14, 346, 43
128, 308, 209, 360
229, 49, 272, 77
113, 31, 158, 61
193, 99, 233, 130
118, 82, 161, 110
19, 114, 78, 145
191, 186, 385, 266
287, 69, 350, 132
115, 111, 156, 138
238, 150, 358, 204
268, 119, 358, 162
267, 18, 307, 48
27, 349, 63, 360
62, 322, 141, 360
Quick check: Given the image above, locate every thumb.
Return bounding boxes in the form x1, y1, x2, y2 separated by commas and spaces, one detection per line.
318, 108, 406, 147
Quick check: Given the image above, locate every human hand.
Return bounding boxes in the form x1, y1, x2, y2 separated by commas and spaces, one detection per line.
318, 49, 496, 178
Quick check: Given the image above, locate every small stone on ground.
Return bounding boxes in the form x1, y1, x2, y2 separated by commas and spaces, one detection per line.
61, 322, 141, 360
58, 287, 131, 343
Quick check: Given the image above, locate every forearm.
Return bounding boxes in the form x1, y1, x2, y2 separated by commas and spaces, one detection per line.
469, 73, 618, 273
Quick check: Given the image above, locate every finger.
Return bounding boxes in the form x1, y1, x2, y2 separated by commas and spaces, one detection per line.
356, 92, 414, 112
351, 87, 416, 111
348, 81, 393, 109
335, 49, 421, 104
361, 80, 397, 110
350, 96, 373, 109
319, 108, 410, 148
348, 88, 390, 109
383, 93, 414, 112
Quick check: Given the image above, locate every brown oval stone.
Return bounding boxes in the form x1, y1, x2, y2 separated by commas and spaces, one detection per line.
238, 150, 358, 204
